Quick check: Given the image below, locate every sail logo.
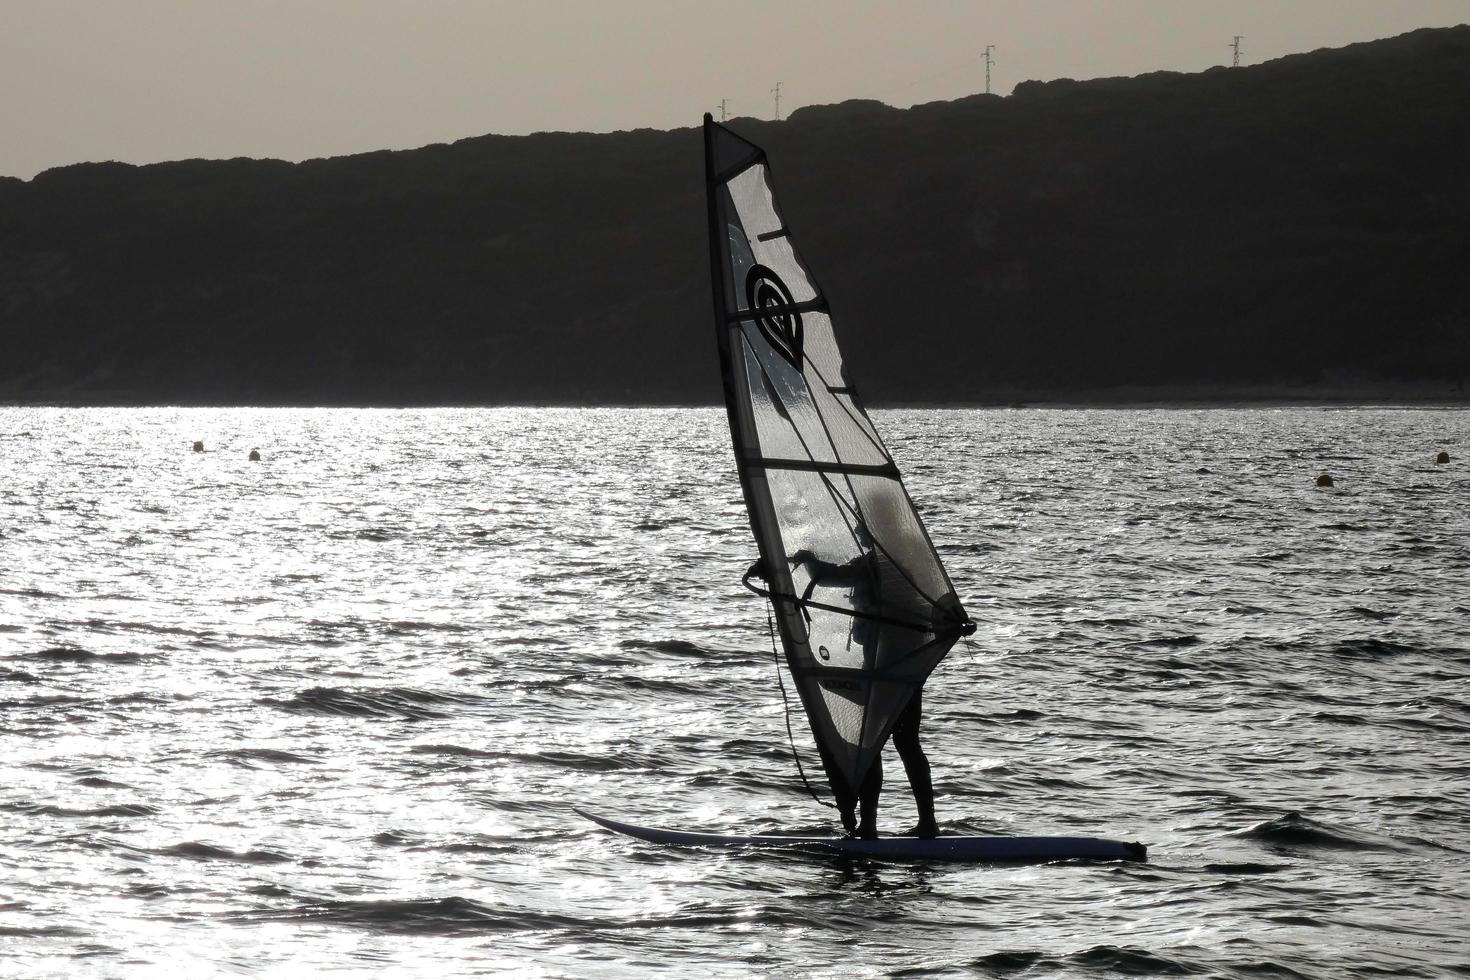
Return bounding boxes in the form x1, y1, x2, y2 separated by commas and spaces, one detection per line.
745, 265, 803, 370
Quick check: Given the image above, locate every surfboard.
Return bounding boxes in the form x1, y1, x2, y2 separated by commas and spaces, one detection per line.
577, 809, 1147, 863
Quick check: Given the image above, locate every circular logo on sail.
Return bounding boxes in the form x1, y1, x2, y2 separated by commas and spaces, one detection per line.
744, 265, 803, 370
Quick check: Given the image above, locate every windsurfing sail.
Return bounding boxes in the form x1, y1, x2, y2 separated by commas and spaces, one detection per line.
702, 114, 975, 801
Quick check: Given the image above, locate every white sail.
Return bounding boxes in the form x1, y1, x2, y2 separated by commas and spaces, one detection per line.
703, 115, 975, 799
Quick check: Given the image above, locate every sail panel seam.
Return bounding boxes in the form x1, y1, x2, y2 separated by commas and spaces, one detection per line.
713, 153, 765, 185
746, 457, 900, 478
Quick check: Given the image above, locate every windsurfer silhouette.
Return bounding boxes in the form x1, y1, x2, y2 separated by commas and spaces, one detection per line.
787, 544, 938, 839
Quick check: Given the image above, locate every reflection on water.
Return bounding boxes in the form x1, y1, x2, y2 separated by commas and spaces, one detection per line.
1, 406, 1467, 978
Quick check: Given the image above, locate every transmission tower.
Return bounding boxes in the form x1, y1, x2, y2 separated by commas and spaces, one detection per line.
983, 45, 996, 94
718, 98, 729, 122
1231, 35, 1244, 68
772, 81, 782, 120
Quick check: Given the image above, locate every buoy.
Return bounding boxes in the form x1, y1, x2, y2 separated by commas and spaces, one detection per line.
1316, 473, 1334, 487
1437, 451, 1450, 464
248, 449, 261, 462
192, 441, 204, 453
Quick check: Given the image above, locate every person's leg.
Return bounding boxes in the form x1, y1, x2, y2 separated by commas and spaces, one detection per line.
856, 754, 881, 838
892, 690, 937, 837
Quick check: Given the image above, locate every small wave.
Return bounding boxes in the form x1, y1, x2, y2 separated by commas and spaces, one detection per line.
161, 841, 292, 864
107, 692, 169, 706
384, 620, 474, 634
1265, 914, 1328, 928
1137, 635, 1202, 648
226, 896, 582, 935
1382, 714, 1468, 735
948, 944, 1211, 977
431, 840, 524, 855
1305, 711, 1366, 726
0, 587, 65, 599
1200, 862, 1290, 874
207, 747, 320, 767
1032, 776, 1091, 789
260, 686, 481, 720
75, 777, 133, 789
14, 647, 146, 665
1234, 812, 1394, 852
1346, 606, 1397, 621
407, 743, 500, 759
610, 675, 702, 696
371, 831, 520, 856
1067, 944, 1198, 975
617, 638, 708, 656
3, 802, 158, 818
946, 542, 1002, 554
329, 527, 401, 542
481, 673, 588, 692
1392, 833, 1470, 854
992, 708, 1044, 721
0, 668, 40, 683
954, 950, 1044, 976
0, 924, 88, 937
406, 744, 632, 772
1399, 695, 1470, 722
1333, 639, 1421, 658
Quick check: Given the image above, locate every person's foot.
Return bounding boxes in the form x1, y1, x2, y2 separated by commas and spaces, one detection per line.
855, 823, 878, 840
907, 822, 939, 839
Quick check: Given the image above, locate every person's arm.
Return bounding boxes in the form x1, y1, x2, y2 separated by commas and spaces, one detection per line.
792, 549, 873, 585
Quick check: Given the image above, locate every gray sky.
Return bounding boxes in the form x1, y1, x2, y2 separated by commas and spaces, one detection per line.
3, 0, 1467, 179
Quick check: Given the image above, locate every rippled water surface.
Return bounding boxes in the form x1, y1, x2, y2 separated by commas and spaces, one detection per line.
2, 406, 1468, 978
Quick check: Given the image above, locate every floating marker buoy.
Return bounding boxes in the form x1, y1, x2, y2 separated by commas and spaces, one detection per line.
1436, 451, 1450, 464
248, 449, 261, 462
192, 441, 204, 453
1316, 473, 1334, 487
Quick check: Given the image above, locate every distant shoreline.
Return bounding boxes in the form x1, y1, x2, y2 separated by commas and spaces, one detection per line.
4, 386, 1467, 411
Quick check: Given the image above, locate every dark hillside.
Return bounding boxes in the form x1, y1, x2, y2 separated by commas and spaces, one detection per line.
2, 26, 1467, 404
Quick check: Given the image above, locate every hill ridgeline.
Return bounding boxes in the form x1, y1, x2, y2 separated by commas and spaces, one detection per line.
2, 27, 1468, 405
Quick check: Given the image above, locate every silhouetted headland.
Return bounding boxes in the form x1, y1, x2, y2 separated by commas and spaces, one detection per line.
2, 27, 1467, 406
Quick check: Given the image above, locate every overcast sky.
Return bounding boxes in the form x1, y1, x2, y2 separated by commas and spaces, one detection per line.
3, 0, 1466, 179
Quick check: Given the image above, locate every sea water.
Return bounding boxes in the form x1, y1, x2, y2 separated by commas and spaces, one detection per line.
1, 406, 1467, 978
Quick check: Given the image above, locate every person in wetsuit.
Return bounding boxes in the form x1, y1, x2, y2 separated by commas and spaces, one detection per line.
784, 543, 941, 840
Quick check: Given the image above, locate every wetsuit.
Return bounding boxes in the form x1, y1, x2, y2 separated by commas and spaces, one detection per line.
788, 547, 939, 838
855, 687, 936, 838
